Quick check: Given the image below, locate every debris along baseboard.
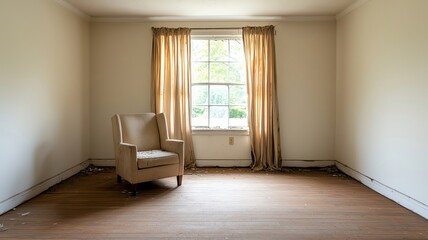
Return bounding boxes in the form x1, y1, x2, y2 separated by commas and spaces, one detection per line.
89, 159, 115, 167
336, 161, 428, 220
196, 159, 335, 168
196, 159, 252, 167
282, 159, 335, 168
0, 161, 89, 215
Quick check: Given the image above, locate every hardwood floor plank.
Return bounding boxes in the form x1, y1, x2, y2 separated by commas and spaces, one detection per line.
0, 167, 427, 239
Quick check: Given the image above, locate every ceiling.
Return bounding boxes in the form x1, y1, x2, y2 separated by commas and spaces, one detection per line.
64, 0, 358, 19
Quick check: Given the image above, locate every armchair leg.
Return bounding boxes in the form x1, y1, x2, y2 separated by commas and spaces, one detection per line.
131, 184, 137, 196
117, 175, 122, 183
177, 175, 183, 186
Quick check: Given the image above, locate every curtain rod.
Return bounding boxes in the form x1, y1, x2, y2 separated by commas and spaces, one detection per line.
191, 27, 241, 30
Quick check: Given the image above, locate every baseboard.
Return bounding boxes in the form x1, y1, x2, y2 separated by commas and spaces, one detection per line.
336, 161, 428, 220
282, 159, 335, 168
0, 161, 89, 215
196, 159, 252, 167
89, 159, 115, 167
196, 159, 335, 168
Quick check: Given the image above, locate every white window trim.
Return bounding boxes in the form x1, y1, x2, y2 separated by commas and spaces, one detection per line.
192, 128, 249, 136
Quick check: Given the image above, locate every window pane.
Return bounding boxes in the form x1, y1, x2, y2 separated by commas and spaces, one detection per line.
229, 62, 245, 83
210, 40, 228, 61
210, 62, 228, 83
192, 106, 208, 127
230, 40, 244, 62
191, 37, 247, 129
210, 106, 228, 128
229, 106, 247, 127
192, 62, 208, 83
191, 40, 208, 61
210, 85, 228, 105
229, 85, 247, 105
192, 85, 208, 105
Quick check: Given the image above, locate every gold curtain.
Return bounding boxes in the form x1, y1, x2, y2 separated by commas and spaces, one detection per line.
151, 27, 195, 167
242, 25, 282, 170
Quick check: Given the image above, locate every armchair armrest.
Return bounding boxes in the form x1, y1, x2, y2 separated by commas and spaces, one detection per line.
162, 139, 183, 153
117, 143, 138, 179
119, 142, 137, 149
162, 139, 184, 174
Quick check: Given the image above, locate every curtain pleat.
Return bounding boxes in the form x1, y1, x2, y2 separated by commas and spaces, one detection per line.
151, 27, 195, 167
242, 25, 282, 170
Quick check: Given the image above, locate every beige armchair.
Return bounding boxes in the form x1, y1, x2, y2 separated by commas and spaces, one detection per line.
111, 113, 184, 196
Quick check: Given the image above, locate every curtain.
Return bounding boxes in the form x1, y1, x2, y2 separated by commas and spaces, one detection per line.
242, 25, 282, 171
151, 27, 195, 167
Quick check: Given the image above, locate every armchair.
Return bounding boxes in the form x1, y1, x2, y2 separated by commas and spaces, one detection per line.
111, 113, 184, 196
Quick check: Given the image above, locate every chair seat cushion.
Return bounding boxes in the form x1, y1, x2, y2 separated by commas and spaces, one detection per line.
137, 150, 179, 169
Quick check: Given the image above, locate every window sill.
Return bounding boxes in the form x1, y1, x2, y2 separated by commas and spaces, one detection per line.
192, 128, 249, 136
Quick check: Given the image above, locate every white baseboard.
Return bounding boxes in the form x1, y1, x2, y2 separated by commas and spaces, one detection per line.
336, 161, 428, 220
89, 159, 115, 167
196, 159, 335, 168
282, 159, 335, 168
196, 159, 252, 167
0, 161, 89, 215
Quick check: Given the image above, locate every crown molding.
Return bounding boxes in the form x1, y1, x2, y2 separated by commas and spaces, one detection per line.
336, 0, 370, 20
92, 16, 282, 23
91, 15, 335, 23
54, 0, 91, 21
281, 16, 335, 22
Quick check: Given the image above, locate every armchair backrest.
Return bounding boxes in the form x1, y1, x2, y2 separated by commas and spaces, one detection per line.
112, 113, 161, 154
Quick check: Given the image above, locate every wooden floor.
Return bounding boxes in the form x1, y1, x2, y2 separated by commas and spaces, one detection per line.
0, 167, 427, 240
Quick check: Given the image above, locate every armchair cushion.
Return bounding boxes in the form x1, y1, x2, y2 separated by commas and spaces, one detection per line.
137, 150, 179, 169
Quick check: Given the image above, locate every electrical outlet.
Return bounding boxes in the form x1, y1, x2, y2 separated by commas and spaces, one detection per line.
229, 137, 234, 145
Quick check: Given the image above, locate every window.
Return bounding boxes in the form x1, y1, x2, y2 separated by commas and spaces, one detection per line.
191, 34, 247, 129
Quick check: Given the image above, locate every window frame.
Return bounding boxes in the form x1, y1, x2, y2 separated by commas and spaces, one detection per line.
190, 33, 248, 131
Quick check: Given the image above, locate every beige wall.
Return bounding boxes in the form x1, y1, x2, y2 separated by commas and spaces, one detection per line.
337, 0, 428, 206
0, 0, 90, 205
277, 21, 336, 161
90, 22, 152, 158
90, 20, 336, 164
